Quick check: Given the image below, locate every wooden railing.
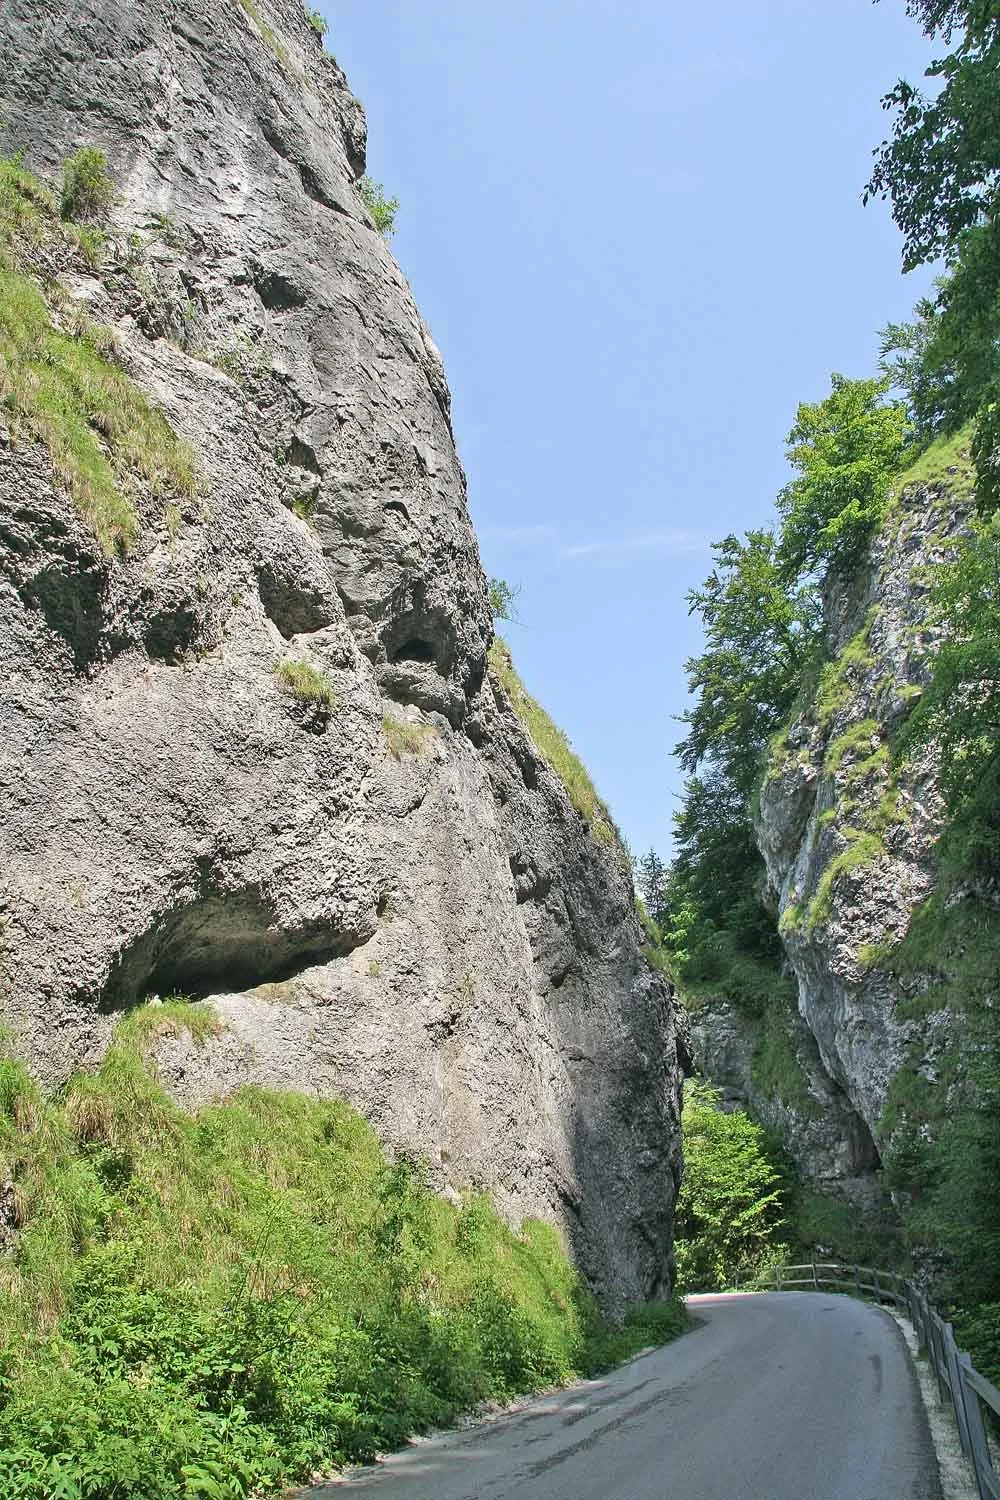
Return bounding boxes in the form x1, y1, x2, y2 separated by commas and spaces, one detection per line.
760, 1261, 1000, 1500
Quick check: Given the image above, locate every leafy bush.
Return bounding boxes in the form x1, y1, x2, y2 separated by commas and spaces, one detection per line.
0, 1010, 686, 1496
305, 6, 328, 38
358, 176, 399, 238
488, 576, 519, 622
60, 147, 115, 222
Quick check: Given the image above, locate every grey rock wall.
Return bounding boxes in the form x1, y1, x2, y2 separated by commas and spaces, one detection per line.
687, 997, 881, 1205
694, 470, 971, 1197
0, 0, 682, 1310
756, 480, 968, 1148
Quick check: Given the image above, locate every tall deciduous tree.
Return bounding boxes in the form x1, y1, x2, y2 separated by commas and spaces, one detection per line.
777, 374, 909, 577
677, 527, 817, 800
867, 2, 1000, 272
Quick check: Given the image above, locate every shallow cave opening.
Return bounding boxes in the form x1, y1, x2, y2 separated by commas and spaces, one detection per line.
98, 885, 356, 1013
253, 267, 307, 312
390, 636, 436, 665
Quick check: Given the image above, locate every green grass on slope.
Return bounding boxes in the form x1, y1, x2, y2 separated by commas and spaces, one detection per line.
489, 637, 623, 852
0, 1005, 686, 1498
0, 154, 197, 555
893, 422, 976, 499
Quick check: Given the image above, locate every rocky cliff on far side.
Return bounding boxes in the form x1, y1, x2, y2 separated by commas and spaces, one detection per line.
0, 0, 683, 1309
690, 447, 975, 1213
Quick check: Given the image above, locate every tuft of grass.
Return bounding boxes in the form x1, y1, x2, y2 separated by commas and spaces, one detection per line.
0, 1009, 686, 1497
383, 714, 437, 759
814, 608, 878, 732
0, 155, 51, 251
274, 659, 335, 706
60, 148, 115, 222
489, 638, 623, 854
237, 0, 290, 65
778, 901, 803, 937
823, 718, 881, 777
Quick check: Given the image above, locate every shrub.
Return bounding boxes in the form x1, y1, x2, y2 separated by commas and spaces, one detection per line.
305, 6, 328, 37
488, 576, 519, 622
60, 147, 115, 222
0, 1011, 687, 1496
274, 660, 335, 706
358, 176, 399, 238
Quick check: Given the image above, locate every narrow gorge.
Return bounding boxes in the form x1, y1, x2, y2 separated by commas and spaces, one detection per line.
2, 0, 1000, 1494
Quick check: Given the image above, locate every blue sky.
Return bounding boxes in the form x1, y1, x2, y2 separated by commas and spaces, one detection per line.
320, 1, 937, 860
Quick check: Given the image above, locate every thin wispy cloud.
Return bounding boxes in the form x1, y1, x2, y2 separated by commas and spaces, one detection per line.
479, 523, 559, 545
480, 522, 709, 566
560, 529, 707, 563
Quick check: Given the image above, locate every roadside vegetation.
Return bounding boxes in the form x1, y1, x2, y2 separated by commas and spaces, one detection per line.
673, 1084, 788, 1291
0, 1005, 686, 1498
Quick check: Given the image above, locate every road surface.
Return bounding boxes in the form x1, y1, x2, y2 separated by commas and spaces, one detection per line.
311, 1291, 942, 1500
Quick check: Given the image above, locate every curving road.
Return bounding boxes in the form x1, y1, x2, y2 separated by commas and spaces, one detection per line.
312, 1292, 942, 1500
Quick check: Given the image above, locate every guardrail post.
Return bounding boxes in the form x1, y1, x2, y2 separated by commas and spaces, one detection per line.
943, 1323, 972, 1459
956, 1352, 994, 1500
854, 1263, 862, 1300
930, 1315, 948, 1404
774, 1265, 782, 1292
812, 1256, 818, 1289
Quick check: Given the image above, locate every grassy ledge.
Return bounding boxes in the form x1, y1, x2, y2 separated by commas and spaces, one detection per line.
0, 1007, 685, 1497
893, 422, 976, 500
489, 638, 623, 853
0, 154, 197, 557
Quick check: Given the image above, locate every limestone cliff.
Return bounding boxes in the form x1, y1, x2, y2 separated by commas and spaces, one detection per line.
0, 0, 682, 1309
691, 444, 975, 1209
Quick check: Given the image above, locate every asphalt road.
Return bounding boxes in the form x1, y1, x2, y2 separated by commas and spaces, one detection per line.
312, 1291, 942, 1500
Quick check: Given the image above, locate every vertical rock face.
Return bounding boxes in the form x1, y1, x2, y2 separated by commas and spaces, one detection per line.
0, 0, 682, 1309
693, 464, 972, 1200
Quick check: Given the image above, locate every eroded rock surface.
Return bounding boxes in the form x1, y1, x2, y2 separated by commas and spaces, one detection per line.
694, 471, 972, 1200
0, 0, 682, 1309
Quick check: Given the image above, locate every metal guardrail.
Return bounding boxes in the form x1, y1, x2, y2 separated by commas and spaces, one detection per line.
758, 1261, 1000, 1500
